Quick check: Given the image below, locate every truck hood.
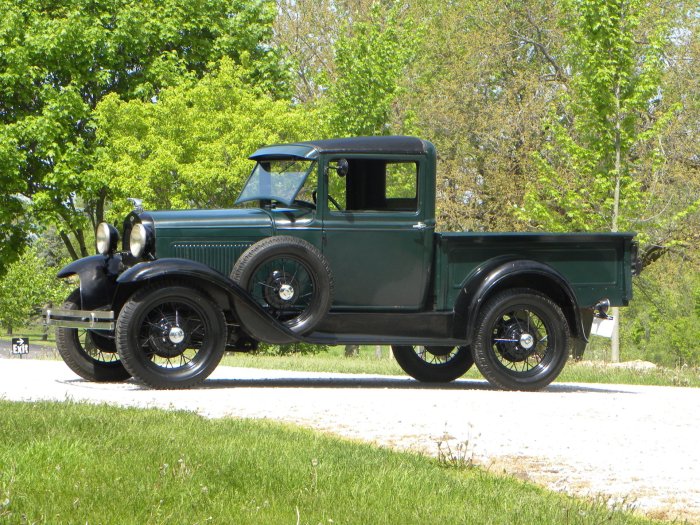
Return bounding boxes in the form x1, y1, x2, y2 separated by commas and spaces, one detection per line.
145, 208, 273, 232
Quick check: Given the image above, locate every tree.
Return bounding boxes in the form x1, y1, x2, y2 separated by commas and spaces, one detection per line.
401, 0, 568, 232
519, 0, 687, 361
0, 245, 70, 335
92, 58, 317, 218
0, 0, 286, 266
323, 2, 420, 137
622, 255, 700, 367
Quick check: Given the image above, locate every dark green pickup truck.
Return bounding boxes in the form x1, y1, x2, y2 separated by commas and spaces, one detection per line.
47, 136, 639, 390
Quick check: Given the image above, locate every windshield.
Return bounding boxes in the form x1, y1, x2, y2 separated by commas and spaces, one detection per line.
236, 159, 316, 206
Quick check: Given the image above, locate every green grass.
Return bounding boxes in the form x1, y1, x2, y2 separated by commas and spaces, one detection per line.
222, 345, 700, 388
6, 324, 700, 387
0, 324, 56, 347
0, 401, 657, 525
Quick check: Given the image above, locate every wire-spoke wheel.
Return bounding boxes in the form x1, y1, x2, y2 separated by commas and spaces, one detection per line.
55, 289, 131, 382
116, 284, 226, 389
231, 236, 333, 334
392, 345, 474, 382
472, 288, 570, 391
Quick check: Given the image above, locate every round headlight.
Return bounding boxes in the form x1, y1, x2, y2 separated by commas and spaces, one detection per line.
130, 223, 149, 258
95, 222, 118, 255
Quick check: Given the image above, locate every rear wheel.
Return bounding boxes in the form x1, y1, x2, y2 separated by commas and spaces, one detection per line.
392, 345, 474, 382
55, 289, 130, 382
116, 284, 226, 389
472, 288, 570, 391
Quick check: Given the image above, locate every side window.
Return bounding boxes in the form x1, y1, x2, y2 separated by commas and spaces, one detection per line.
385, 162, 418, 209
328, 158, 419, 213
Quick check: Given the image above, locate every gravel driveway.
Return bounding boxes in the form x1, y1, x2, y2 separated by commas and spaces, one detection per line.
1, 359, 698, 523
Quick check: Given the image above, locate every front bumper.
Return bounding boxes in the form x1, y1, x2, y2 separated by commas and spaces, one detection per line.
45, 308, 115, 331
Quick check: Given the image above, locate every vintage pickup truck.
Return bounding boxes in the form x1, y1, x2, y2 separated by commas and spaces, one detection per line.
47, 136, 639, 390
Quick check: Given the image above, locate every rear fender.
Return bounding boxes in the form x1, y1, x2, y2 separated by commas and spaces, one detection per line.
116, 258, 298, 344
454, 258, 585, 344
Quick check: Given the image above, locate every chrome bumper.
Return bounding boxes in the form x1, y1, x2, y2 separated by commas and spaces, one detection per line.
44, 308, 115, 330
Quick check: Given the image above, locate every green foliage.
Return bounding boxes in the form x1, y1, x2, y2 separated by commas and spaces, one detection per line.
622, 258, 700, 367
92, 58, 316, 219
400, 0, 568, 232
520, 0, 672, 234
324, 3, 421, 137
0, 246, 70, 334
0, 0, 286, 262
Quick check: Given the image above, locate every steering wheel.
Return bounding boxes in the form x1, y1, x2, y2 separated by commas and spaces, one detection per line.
293, 199, 316, 210
328, 194, 342, 211
311, 190, 342, 211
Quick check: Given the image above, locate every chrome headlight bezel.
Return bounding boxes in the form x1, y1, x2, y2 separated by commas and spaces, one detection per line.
129, 223, 151, 258
95, 222, 119, 255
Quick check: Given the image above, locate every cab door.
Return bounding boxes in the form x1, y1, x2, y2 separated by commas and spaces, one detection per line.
320, 156, 434, 310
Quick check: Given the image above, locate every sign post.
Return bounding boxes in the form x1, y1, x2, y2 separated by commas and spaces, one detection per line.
11, 338, 29, 358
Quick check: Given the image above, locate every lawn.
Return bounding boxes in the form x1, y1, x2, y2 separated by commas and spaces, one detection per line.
221, 345, 700, 388
3, 323, 699, 387
0, 401, 658, 525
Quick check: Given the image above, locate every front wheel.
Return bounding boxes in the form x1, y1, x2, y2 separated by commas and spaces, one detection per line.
55, 289, 131, 382
116, 284, 226, 389
391, 345, 474, 382
472, 288, 570, 391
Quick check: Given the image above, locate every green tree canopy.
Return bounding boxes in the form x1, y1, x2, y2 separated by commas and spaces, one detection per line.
92, 58, 317, 219
519, 0, 697, 244
0, 244, 70, 335
323, 3, 420, 137
0, 0, 286, 265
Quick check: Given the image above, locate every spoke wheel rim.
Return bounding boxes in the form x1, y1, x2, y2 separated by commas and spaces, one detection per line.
415, 346, 460, 366
136, 299, 210, 371
490, 307, 553, 376
74, 330, 120, 364
248, 255, 317, 327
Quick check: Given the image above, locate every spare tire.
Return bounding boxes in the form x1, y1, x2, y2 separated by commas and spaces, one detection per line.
231, 236, 333, 334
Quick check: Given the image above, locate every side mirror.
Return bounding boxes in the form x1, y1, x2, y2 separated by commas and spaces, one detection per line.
326, 158, 349, 178
336, 158, 349, 177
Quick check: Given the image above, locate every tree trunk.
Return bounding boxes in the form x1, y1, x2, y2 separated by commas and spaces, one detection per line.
610, 83, 622, 363
59, 231, 80, 261
43, 302, 51, 341
76, 228, 90, 258
344, 345, 359, 357
611, 306, 620, 363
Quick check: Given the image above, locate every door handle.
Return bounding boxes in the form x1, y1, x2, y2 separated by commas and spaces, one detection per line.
412, 222, 427, 230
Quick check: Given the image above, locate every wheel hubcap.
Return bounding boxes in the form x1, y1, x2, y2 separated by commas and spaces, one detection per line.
519, 333, 534, 350
279, 283, 295, 301
148, 317, 191, 358
169, 326, 185, 344
494, 319, 542, 363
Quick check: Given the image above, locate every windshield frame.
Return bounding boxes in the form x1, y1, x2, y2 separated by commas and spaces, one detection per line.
235, 158, 317, 207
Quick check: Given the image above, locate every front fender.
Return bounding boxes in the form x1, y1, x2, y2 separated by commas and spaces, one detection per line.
57, 254, 122, 311
454, 258, 585, 343
116, 258, 299, 345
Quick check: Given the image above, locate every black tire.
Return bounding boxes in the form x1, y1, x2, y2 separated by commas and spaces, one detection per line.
392, 345, 473, 382
55, 289, 131, 382
116, 284, 226, 389
231, 236, 333, 334
472, 288, 570, 391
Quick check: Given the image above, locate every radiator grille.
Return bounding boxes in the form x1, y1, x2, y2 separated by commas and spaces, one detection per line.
171, 242, 253, 275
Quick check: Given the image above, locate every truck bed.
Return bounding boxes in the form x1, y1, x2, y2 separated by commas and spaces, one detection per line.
434, 232, 636, 311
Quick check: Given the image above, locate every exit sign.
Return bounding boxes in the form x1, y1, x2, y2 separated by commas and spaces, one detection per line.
11, 338, 29, 355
